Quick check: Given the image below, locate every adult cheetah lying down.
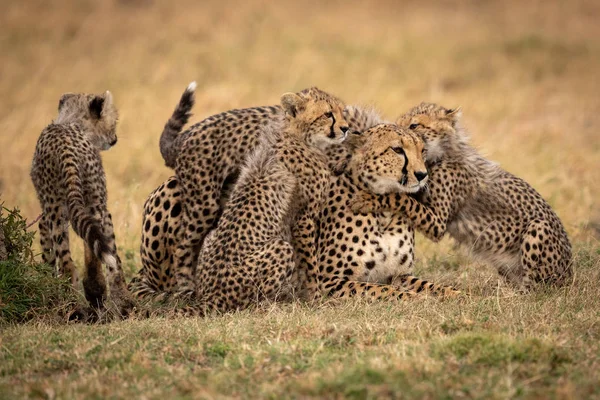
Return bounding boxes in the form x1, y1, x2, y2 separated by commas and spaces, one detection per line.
317, 122, 459, 298
30, 91, 133, 313
353, 103, 572, 290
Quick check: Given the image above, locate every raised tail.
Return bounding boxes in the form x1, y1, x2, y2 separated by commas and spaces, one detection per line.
159, 81, 197, 168
62, 157, 116, 270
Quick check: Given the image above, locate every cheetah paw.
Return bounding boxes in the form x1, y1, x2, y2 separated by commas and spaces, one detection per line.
351, 191, 379, 214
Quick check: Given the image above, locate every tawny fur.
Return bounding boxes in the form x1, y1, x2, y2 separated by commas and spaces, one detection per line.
30, 91, 133, 313
353, 103, 572, 290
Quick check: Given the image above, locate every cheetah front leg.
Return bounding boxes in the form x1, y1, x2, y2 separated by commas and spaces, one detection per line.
291, 214, 321, 300
382, 213, 461, 298
351, 191, 451, 242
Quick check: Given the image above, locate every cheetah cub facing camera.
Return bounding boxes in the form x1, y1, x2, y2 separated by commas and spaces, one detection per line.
189, 88, 349, 313
353, 103, 572, 291
30, 91, 133, 313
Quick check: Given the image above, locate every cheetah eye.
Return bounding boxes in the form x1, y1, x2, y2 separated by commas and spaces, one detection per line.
392, 147, 405, 155
409, 123, 420, 130
324, 111, 333, 119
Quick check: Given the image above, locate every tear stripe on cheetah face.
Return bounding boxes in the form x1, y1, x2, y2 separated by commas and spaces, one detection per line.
133, 104, 457, 301
280, 87, 350, 151
344, 124, 428, 195
133, 101, 378, 301
185, 88, 350, 311
354, 102, 572, 290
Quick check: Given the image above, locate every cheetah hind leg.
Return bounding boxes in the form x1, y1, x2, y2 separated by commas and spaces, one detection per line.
250, 238, 297, 305
101, 211, 136, 316
38, 213, 57, 271
391, 274, 461, 298
52, 208, 80, 288
83, 242, 107, 308
519, 219, 566, 291
173, 199, 220, 298
180, 238, 296, 317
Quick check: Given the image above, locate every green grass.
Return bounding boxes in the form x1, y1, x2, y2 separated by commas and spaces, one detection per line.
0, 246, 599, 398
0, 207, 79, 324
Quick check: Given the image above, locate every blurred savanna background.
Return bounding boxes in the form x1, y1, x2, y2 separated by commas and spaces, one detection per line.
1, 0, 599, 398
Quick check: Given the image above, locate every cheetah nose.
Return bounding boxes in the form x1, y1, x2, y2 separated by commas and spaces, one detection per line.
110, 139, 117, 146
414, 171, 428, 182
340, 126, 349, 134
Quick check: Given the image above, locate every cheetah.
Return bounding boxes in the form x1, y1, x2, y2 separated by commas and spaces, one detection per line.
157, 83, 353, 296
30, 91, 133, 312
184, 87, 351, 312
315, 119, 459, 299
352, 103, 572, 290
132, 105, 457, 301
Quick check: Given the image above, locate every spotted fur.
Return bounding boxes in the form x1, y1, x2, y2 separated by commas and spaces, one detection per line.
132, 105, 457, 301
155, 85, 351, 296
30, 91, 133, 313
353, 103, 572, 290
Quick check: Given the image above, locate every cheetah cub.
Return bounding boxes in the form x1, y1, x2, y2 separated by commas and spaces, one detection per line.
353, 103, 572, 290
191, 87, 349, 312
30, 91, 133, 312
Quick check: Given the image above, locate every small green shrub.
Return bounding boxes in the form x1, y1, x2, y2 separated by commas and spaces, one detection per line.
0, 206, 78, 324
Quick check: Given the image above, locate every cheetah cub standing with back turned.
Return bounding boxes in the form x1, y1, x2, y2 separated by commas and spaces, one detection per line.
352, 103, 572, 290
30, 91, 134, 314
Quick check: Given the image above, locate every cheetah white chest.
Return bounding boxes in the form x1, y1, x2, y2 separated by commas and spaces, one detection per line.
358, 212, 414, 282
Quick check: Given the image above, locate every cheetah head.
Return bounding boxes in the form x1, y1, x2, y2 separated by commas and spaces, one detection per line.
396, 102, 462, 165
280, 87, 349, 151
55, 91, 119, 151
344, 123, 428, 194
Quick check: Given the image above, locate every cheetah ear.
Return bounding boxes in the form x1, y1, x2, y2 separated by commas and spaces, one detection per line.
103, 90, 113, 109
89, 95, 105, 119
445, 107, 462, 126
281, 92, 305, 118
58, 93, 75, 111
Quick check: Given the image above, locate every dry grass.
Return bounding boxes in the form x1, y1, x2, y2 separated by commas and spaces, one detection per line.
2, 248, 599, 398
1, 0, 599, 398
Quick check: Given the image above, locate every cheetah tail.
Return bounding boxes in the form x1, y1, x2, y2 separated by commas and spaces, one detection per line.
62, 162, 116, 267
159, 81, 197, 169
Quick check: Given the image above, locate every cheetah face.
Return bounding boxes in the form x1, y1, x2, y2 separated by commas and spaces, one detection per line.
281, 87, 349, 151
350, 124, 428, 194
56, 91, 119, 151
396, 102, 461, 165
